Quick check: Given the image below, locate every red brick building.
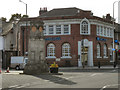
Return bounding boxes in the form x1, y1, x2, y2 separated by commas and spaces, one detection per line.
19, 7, 115, 67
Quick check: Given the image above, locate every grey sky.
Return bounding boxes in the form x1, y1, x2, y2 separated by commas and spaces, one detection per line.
0, 0, 119, 21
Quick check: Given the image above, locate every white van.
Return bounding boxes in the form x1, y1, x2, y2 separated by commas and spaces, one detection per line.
10, 56, 28, 70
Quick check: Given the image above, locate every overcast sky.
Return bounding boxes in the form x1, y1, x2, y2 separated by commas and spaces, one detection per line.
0, 0, 119, 21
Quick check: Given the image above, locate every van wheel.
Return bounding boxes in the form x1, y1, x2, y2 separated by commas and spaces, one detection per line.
15, 66, 20, 70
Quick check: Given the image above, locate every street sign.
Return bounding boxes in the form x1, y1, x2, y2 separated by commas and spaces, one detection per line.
114, 40, 118, 43
56, 58, 60, 61
112, 48, 115, 51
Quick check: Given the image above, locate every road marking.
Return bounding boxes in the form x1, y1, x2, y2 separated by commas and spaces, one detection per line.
44, 80, 50, 82
90, 73, 102, 77
9, 83, 30, 89
100, 84, 120, 90
9, 85, 19, 88
90, 73, 97, 76
109, 70, 117, 73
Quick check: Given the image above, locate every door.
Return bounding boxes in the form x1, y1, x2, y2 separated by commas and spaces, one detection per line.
81, 47, 88, 65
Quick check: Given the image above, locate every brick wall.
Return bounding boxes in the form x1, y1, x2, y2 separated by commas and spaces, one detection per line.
19, 21, 113, 67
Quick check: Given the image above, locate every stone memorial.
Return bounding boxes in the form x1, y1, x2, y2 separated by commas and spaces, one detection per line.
23, 20, 48, 74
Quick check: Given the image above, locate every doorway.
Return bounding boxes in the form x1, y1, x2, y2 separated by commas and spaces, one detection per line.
78, 39, 93, 67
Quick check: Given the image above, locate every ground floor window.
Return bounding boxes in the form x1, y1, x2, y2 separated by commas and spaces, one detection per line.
97, 43, 101, 58
62, 43, 71, 58
110, 44, 113, 61
103, 44, 107, 58
47, 43, 55, 58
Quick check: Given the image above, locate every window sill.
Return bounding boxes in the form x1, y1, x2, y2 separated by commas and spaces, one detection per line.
80, 33, 90, 35
103, 56, 108, 58
46, 56, 56, 59
61, 56, 72, 59
44, 34, 71, 36
97, 56, 102, 58
110, 61, 114, 62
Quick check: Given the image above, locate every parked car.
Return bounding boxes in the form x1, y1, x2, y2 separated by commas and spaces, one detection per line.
10, 56, 28, 70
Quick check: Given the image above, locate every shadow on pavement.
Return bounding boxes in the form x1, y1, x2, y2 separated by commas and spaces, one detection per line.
33, 74, 77, 85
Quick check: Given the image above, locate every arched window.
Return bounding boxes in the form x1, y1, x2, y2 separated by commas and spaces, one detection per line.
103, 44, 107, 57
110, 45, 113, 55
81, 21, 88, 34
97, 43, 101, 58
62, 43, 71, 57
47, 43, 55, 57
110, 44, 113, 61
80, 19, 90, 35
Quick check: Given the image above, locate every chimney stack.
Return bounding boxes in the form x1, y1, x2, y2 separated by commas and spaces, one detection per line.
106, 14, 112, 21
39, 7, 47, 16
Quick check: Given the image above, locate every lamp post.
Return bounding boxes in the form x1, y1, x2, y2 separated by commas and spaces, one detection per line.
113, 0, 120, 66
19, 0, 28, 56
19, 0, 27, 16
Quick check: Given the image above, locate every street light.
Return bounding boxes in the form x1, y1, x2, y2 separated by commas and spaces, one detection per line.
19, 0, 27, 15
113, 0, 120, 63
19, 0, 28, 56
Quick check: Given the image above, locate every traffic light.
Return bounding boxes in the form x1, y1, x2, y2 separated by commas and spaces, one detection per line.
118, 50, 120, 55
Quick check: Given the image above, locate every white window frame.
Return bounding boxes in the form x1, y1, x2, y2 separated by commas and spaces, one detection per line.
100, 26, 104, 36
43, 26, 46, 35
96, 24, 113, 38
80, 18, 90, 35
110, 29, 114, 38
107, 28, 110, 37
103, 44, 108, 58
96, 26, 100, 36
46, 43, 56, 58
61, 43, 72, 58
63, 25, 69, 35
56, 25, 61, 35
104, 27, 106, 36
97, 43, 102, 58
48, 25, 54, 35
45, 24, 71, 36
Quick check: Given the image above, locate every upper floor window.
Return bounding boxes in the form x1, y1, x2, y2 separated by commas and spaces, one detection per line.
104, 27, 106, 36
45, 24, 70, 36
43, 26, 46, 35
107, 28, 110, 36
97, 26, 100, 35
96, 25, 113, 38
48, 25, 54, 35
80, 19, 90, 35
56, 25, 61, 34
81, 21, 88, 34
100, 26, 103, 36
63, 25, 69, 34
110, 29, 113, 37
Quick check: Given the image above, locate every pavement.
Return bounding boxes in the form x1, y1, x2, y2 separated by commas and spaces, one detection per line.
1, 65, 119, 89
2, 69, 119, 89
1, 65, 119, 74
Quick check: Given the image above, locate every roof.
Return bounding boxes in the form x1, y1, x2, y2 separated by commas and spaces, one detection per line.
39, 7, 82, 17
20, 7, 113, 24
1, 21, 13, 36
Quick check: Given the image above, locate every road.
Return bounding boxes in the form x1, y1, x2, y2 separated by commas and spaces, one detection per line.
2, 69, 119, 90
